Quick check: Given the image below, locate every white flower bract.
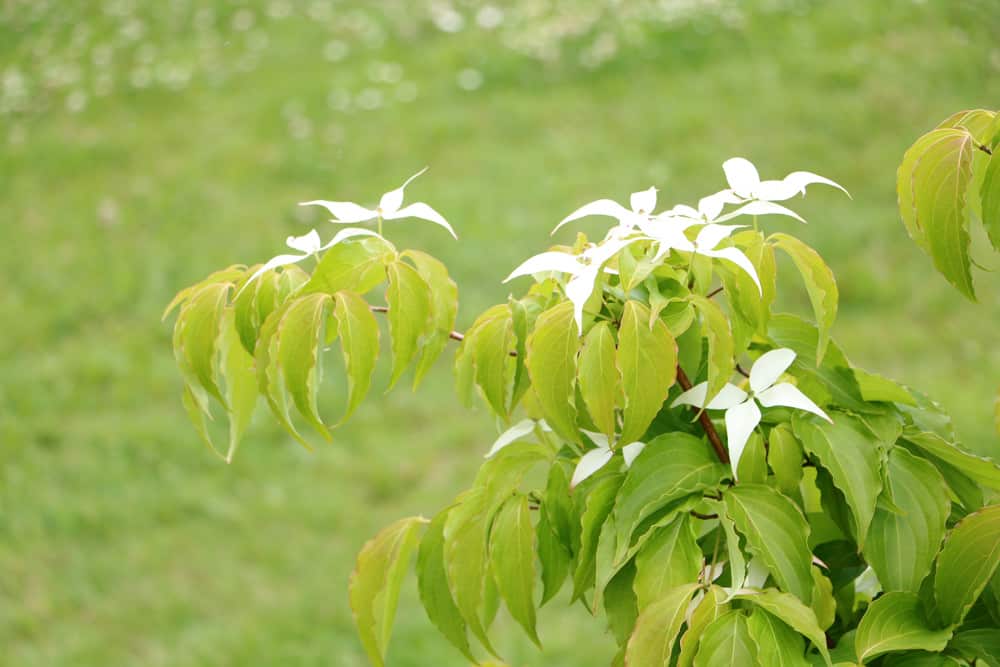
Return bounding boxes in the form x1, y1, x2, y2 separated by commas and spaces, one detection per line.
299, 167, 458, 238
551, 186, 659, 234
672, 348, 831, 478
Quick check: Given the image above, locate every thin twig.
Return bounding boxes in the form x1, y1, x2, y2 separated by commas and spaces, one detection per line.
736, 363, 750, 378
706, 286, 724, 299
978, 143, 993, 156
676, 367, 730, 464
690, 510, 719, 520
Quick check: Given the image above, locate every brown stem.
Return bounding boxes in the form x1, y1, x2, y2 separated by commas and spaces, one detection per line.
978, 143, 993, 156
676, 367, 730, 464
690, 510, 719, 520
706, 286, 724, 299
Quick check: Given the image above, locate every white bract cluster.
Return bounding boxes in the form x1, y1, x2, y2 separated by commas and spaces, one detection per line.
505, 156, 847, 334
239, 168, 456, 294
673, 348, 832, 477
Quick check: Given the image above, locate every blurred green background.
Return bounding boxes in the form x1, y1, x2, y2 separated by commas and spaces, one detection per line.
2, 1, 999, 665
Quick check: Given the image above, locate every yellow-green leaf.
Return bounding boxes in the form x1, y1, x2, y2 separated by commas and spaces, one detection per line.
490, 495, 541, 646
855, 592, 952, 663
403, 250, 458, 387
769, 233, 838, 363
332, 291, 379, 423
688, 294, 734, 405
385, 260, 432, 388
349, 516, 425, 667
934, 504, 1000, 627
624, 583, 699, 667
276, 292, 333, 440
618, 301, 677, 444
417, 509, 476, 663
578, 321, 619, 438
301, 236, 394, 296
526, 301, 580, 442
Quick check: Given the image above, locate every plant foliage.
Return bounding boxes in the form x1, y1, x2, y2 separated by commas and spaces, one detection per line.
166, 145, 1000, 665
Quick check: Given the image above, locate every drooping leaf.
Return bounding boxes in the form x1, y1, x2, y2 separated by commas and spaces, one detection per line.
897, 128, 977, 299
677, 586, 729, 667
948, 628, 1000, 666
725, 485, 814, 604
855, 592, 952, 663
573, 473, 623, 601
219, 309, 258, 462
276, 292, 334, 440
982, 151, 1000, 251
332, 291, 380, 423
470, 306, 517, 417
526, 301, 580, 442
256, 300, 309, 447
934, 505, 1000, 627
578, 321, 619, 438
737, 431, 768, 485
633, 513, 702, 610
349, 516, 425, 667
613, 433, 728, 562
385, 260, 433, 388
793, 414, 884, 548
688, 294, 735, 404
442, 489, 499, 656
903, 429, 1000, 492
694, 611, 758, 667
402, 250, 459, 387
863, 448, 949, 594
417, 510, 476, 662
746, 608, 810, 667
490, 495, 540, 646
603, 563, 639, 646
624, 583, 699, 667
732, 589, 832, 665
537, 509, 572, 606
769, 233, 838, 362
174, 281, 231, 409
618, 301, 677, 444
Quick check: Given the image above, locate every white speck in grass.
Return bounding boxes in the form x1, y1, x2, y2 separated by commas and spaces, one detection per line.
323, 40, 349, 62
120, 18, 145, 42
324, 123, 345, 145
356, 87, 384, 110
288, 116, 312, 140
308, 0, 334, 22
476, 5, 504, 30
91, 44, 113, 67
129, 67, 152, 89
97, 197, 120, 226
395, 81, 418, 103
94, 72, 114, 96
432, 7, 465, 33
457, 68, 483, 91
194, 8, 215, 31
247, 31, 270, 52
267, 1, 292, 20
327, 89, 351, 112
232, 9, 255, 32
66, 90, 87, 113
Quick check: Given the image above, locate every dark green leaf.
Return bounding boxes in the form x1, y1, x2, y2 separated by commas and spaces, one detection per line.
490, 495, 540, 646
417, 510, 476, 662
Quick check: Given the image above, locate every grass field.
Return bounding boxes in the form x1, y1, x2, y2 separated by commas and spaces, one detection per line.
2, 1, 1000, 665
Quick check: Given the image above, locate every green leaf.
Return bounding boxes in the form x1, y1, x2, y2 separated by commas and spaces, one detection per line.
276, 293, 334, 440
256, 300, 309, 447
694, 611, 758, 667
385, 260, 433, 389
417, 510, 476, 662
174, 282, 231, 409
903, 430, 1000, 491
855, 592, 952, 663
578, 321, 619, 438
934, 505, 1000, 627
332, 291, 380, 423
573, 473, 623, 601
490, 495, 540, 646
526, 301, 580, 442
442, 489, 499, 656
746, 609, 810, 667
737, 431, 768, 485
769, 424, 805, 496
402, 250, 459, 387
688, 294, 735, 404
618, 301, 677, 444
613, 432, 728, 562
537, 509, 572, 606
603, 563, 639, 646
725, 485, 814, 604
677, 586, 729, 667
733, 589, 832, 666
769, 233, 838, 362
470, 307, 516, 417
633, 513, 701, 610
349, 516, 425, 667
897, 128, 978, 299
948, 629, 1000, 666
981, 152, 1000, 251
301, 236, 394, 296
793, 414, 883, 548
624, 583, 699, 667
863, 448, 949, 594
219, 309, 258, 462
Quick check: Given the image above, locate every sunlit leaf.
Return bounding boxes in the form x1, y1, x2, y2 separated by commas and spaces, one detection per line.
624, 583, 699, 667
769, 233, 838, 363
934, 504, 1000, 627
526, 301, 580, 442
349, 516, 425, 667
618, 301, 677, 444
385, 259, 432, 388
688, 294, 734, 404
402, 249, 459, 387
490, 495, 540, 646
332, 291, 379, 423
855, 592, 952, 663
694, 611, 757, 666
578, 321, 619, 438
